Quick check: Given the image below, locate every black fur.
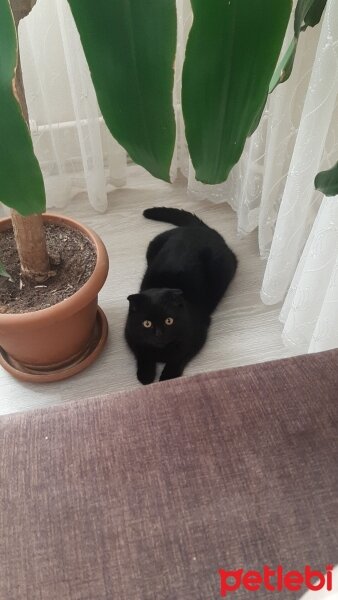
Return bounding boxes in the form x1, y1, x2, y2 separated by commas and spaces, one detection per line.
125, 207, 238, 384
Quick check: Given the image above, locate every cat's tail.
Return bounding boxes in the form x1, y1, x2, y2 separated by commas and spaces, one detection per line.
143, 207, 206, 227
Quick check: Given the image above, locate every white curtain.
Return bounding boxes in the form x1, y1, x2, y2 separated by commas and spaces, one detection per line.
19, 0, 127, 212
9, 0, 338, 354
263, 0, 338, 353
176, 0, 338, 354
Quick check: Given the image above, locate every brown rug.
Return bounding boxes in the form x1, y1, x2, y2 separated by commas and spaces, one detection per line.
1, 350, 338, 599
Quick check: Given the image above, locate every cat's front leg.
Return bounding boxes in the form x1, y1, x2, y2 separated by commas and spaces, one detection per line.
137, 357, 156, 385
160, 360, 186, 382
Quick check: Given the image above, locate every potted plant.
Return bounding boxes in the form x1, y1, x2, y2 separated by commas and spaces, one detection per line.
0, 0, 328, 383
0, 0, 109, 382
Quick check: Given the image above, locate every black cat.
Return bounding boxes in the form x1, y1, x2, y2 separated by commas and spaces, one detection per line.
125, 207, 238, 384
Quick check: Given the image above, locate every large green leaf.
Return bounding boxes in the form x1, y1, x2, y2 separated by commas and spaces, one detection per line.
0, 0, 45, 215
295, 0, 327, 35
302, 0, 327, 29
315, 162, 338, 196
67, 0, 176, 182
269, 37, 297, 94
182, 0, 292, 184
270, 0, 327, 95
247, 93, 268, 138
294, 0, 316, 35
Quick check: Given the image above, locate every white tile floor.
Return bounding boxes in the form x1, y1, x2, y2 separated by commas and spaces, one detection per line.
0, 166, 298, 415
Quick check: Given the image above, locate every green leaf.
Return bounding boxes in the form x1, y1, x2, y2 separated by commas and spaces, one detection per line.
294, 0, 315, 36
67, 0, 176, 182
247, 93, 268, 137
268, 0, 326, 97
269, 37, 298, 94
0, 0, 46, 215
182, 0, 292, 184
315, 161, 338, 196
0, 261, 12, 281
302, 0, 327, 29
295, 0, 327, 36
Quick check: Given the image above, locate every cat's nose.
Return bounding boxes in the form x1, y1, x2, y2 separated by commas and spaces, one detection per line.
155, 328, 162, 338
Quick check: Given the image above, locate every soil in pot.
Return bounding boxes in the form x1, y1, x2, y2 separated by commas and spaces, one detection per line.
0, 223, 96, 314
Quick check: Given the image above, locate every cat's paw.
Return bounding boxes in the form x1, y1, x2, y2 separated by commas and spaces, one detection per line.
160, 363, 184, 382
137, 365, 156, 385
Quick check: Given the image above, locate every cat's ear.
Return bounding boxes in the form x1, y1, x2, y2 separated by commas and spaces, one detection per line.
168, 289, 184, 307
127, 294, 144, 311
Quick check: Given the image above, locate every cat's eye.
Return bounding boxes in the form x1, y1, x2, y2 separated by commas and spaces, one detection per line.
143, 320, 152, 328
165, 317, 174, 326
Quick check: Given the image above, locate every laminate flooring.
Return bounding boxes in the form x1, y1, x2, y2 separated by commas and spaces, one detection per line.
0, 166, 297, 415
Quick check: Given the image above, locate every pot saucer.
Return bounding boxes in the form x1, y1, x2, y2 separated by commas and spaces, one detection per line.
0, 307, 108, 383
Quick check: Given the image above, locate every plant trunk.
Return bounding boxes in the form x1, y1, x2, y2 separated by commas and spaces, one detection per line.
10, 0, 51, 282
11, 212, 52, 281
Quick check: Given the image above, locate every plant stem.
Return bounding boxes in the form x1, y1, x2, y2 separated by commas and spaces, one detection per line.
11, 211, 51, 281
9, 0, 51, 282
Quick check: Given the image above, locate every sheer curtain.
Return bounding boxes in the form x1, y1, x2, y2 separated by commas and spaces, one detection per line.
7, 0, 338, 354
19, 0, 127, 212
263, 0, 338, 353
177, 0, 338, 353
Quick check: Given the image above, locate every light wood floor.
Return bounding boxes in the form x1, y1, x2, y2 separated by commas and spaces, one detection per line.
0, 166, 297, 415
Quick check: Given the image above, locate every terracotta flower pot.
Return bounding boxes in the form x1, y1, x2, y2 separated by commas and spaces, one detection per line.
0, 213, 109, 383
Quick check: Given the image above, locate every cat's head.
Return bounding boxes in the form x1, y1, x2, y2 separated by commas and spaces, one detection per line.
126, 288, 186, 348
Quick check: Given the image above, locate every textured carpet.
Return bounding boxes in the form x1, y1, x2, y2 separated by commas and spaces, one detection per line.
1, 350, 337, 599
